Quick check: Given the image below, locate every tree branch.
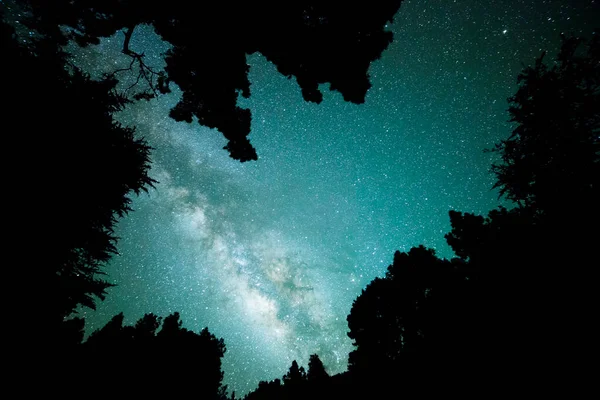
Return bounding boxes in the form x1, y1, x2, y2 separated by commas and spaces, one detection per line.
103, 24, 167, 100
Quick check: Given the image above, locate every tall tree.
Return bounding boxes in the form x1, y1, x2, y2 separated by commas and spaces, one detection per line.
281, 360, 307, 400
1, 9, 154, 342
13, 0, 403, 161
346, 246, 474, 392
282, 360, 307, 386
445, 34, 600, 393
490, 34, 599, 221
307, 354, 329, 382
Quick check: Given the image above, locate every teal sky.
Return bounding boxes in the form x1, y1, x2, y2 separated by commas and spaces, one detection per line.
77, 0, 598, 395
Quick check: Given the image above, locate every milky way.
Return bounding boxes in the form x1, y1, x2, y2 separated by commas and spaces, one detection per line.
77, 0, 598, 395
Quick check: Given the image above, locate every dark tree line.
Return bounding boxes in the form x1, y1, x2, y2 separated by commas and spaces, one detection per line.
81, 312, 228, 398
34, 311, 230, 398
244, 356, 332, 400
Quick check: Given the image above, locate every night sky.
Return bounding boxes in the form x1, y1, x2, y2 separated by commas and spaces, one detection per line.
72, 0, 598, 395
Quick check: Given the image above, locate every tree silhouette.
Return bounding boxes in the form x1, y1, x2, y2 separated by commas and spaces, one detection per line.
444, 206, 537, 381
346, 246, 478, 397
244, 359, 334, 400
244, 379, 283, 400
490, 34, 599, 218
346, 246, 473, 378
2, 9, 154, 348
80, 312, 228, 398
282, 360, 307, 386
307, 354, 329, 382
444, 35, 600, 392
281, 360, 308, 400
13, 0, 403, 161
134, 312, 162, 340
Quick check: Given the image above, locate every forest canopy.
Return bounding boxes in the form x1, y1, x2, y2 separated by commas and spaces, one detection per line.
13, 0, 403, 161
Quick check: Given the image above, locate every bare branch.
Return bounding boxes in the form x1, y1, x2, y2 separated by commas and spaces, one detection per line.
103, 24, 168, 100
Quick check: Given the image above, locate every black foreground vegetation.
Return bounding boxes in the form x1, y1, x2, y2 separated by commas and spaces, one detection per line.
3, 1, 597, 398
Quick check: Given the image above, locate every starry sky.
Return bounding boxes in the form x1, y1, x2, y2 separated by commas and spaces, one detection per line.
73, 0, 598, 395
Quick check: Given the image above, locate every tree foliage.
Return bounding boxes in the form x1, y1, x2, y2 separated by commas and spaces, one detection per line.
2, 9, 154, 337
346, 246, 473, 383
307, 354, 329, 382
452, 35, 599, 359
244, 379, 283, 400
491, 35, 599, 217
245, 357, 334, 400
14, 0, 403, 161
82, 312, 227, 398
282, 360, 307, 386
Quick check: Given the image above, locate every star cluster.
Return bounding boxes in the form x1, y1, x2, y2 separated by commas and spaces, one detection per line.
77, 0, 598, 395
